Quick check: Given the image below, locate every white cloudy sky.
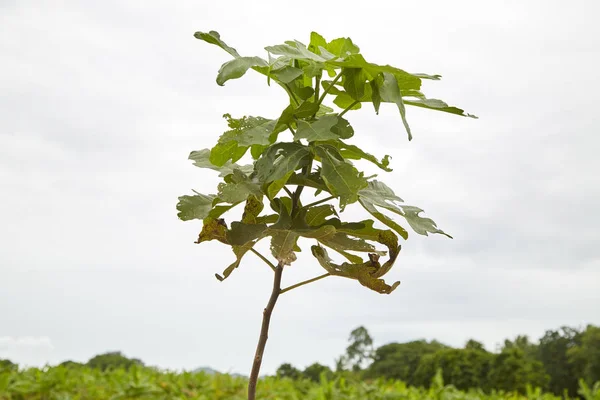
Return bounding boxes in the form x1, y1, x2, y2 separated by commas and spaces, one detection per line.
1, 0, 599, 375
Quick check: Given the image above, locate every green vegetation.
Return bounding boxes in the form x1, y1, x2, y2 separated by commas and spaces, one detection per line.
176, 29, 475, 399
2, 364, 600, 400
2, 324, 599, 399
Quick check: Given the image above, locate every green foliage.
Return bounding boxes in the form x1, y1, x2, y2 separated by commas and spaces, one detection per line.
366, 340, 448, 383
538, 327, 581, 396
302, 363, 334, 382
177, 30, 475, 292
86, 351, 143, 371
487, 347, 549, 394
568, 325, 600, 388
2, 364, 593, 400
413, 348, 493, 391
276, 363, 302, 380
0, 360, 16, 372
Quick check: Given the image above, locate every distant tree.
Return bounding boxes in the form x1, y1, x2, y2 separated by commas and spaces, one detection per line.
302, 363, 333, 382
567, 325, 600, 387
465, 339, 487, 352
276, 363, 301, 380
502, 335, 539, 360
487, 347, 549, 393
344, 326, 374, 371
59, 360, 85, 369
0, 359, 17, 371
413, 348, 493, 391
366, 340, 448, 384
86, 351, 143, 371
538, 326, 581, 396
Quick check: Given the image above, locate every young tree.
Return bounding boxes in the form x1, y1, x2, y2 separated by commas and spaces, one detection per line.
177, 30, 475, 400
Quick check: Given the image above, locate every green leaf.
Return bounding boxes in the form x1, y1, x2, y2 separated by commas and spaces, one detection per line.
305, 205, 337, 226
208, 204, 235, 219
209, 141, 248, 167
189, 149, 253, 177
194, 31, 240, 58
310, 245, 400, 294
217, 169, 262, 204
404, 98, 478, 118
399, 205, 452, 238
218, 115, 278, 147
308, 32, 327, 55
357, 180, 408, 239
337, 141, 391, 172
295, 115, 353, 142
209, 114, 280, 167
321, 80, 346, 96
329, 54, 422, 91
266, 171, 293, 199
270, 231, 298, 265
287, 172, 329, 193
254, 143, 312, 184
269, 66, 304, 83
333, 93, 362, 110
326, 37, 360, 58
358, 180, 450, 239
378, 72, 412, 140
292, 101, 320, 119
227, 222, 267, 246
265, 41, 326, 62
370, 75, 382, 114
317, 104, 334, 116
314, 145, 368, 208
342, 68, 368, 100
176, 193, 216, 221
217, 56, 268, 86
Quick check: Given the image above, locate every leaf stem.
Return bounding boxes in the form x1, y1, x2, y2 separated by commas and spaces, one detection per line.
286, 123, 296, 136
250, 249, 276, 272
248, 263, 283, 400
280, 273, 331, 294
292, 158, 313, 215
339, 101, 360, 117
283, 186, 294, 198
284, 84, 300, 106
314, 73, 321, 103
302, 195, 336, 210
317, 72, 343, 106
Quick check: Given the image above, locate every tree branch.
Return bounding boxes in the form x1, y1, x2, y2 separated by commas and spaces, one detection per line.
248, 263, 284, 400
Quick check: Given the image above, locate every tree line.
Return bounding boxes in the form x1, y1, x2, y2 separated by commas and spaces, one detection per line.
276, 324, 600, 397
2, 324, 598, 396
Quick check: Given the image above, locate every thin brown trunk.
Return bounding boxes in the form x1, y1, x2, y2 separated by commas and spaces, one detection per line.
247, 262, 283, 400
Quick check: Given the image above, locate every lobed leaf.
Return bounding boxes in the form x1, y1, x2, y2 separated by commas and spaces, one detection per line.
176, 193, 216, 221
189, 149, 253, 177
216, 56, 268, 86
314, 145, 368, 209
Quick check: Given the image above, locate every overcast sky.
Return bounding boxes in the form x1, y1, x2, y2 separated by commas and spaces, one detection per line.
1, 0, 599, 375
